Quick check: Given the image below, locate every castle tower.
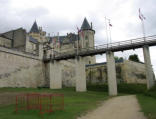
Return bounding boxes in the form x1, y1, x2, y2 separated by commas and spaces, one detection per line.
29, 21, 46, 43
79, 18, 96, 64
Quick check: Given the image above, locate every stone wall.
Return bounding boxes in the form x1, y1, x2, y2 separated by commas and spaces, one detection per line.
0, 28, 26, 49
0, 37, 11, 48
49, 60, 148, 88
62, 60, 76, 87
12, 28, 26, 48
0, 46, 46, 88
86, 60, 147, 85
0, 44, 149, 88
122, 60, 147, 84
45, 60, 76, 87
25, 36, 38, 54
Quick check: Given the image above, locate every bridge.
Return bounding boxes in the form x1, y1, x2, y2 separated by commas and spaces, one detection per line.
44, 35, 156, 96
44, 35, 156, 61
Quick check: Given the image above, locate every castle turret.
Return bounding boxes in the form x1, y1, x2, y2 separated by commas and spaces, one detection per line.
29, 21, 46, 43
79, 17, 96, 64
30, 21, 39, 33
79, 17, 95, 49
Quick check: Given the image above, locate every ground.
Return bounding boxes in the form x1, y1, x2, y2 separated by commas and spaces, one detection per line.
0, 87, 156, 119
0, 88, 108, 119
78, 95, 146, 119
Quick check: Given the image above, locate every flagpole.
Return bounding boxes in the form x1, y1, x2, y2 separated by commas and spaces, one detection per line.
105, 17, 109, 45
108, 19, 112, 44
77, 29, 79, 56
139, 8, 146, 41
141, 20, 146, 41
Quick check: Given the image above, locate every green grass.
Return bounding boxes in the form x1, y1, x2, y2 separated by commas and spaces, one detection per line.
137, 95, 156, 119
144, 85, 156, 98
0, 84, 156, 119
136, 85, 156, 119
0, 88, 109, 119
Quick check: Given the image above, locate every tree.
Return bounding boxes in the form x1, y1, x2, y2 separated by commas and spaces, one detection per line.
114, 56, 124, 62
128, 54, 140, 62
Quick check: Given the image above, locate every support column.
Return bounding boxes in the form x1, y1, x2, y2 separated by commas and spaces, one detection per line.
75, 57, 86, 92
38, 43, 43, 59
143, 45, 154, 89
49, 61, 62, 89
106, 51, 117, 96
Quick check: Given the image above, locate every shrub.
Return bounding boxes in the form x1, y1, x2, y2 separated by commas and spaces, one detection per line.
144, 85, 156, 98
87, 83, 156, 99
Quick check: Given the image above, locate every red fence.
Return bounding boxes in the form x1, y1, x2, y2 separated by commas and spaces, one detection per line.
15, 93, 64, 114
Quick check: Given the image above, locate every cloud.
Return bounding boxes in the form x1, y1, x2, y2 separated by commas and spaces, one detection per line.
0, 0, 10, 5
17, 7, 49, 19
0, 0, 156, 74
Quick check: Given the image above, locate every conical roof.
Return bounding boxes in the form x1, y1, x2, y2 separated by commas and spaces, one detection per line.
81, 18, 91, 30
30, 21, 39, 33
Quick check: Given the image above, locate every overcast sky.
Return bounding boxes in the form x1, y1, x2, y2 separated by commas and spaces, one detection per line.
0, 0, 156, 73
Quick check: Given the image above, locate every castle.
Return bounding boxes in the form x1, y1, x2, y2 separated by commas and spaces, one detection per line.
0, 18, 150, 88
0, 18, 96, 64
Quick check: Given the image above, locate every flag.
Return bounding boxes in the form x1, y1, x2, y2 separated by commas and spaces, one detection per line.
77, 26, 80, 32
139, 8, 146, 21
80, 30, 84, 38
76, 26, 84, 38
108, 19, 112, 27
109, 22, 112, 27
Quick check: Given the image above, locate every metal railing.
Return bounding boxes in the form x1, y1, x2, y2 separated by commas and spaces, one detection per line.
47, 35, 156, 59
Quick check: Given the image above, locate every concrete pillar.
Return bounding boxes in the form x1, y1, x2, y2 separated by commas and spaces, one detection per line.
106, 51, 117, 96
49, 61, 62, 89
143, 45, 154, 89
75, 57, 86, 92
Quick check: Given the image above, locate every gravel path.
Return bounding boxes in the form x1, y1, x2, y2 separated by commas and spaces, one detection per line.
78, 95, 146, 119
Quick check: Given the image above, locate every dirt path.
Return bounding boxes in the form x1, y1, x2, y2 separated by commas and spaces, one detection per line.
78, 95, 146, 119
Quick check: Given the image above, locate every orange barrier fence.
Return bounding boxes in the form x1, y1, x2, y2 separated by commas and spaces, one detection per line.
15, 93, 64, 114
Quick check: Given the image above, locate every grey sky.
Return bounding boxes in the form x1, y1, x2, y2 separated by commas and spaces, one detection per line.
0, 0, 156, 73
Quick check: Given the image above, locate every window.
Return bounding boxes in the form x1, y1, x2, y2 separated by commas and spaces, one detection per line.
85, 35, 88, 40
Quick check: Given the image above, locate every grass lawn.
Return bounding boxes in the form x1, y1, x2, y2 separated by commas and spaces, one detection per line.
137, 94, 156, 119
0, 88, 109, 119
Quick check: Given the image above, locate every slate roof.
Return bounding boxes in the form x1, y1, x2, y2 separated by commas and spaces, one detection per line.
49, 34, 78, 45
29, 36, 38, 44
0, 28, 24, 40
29, 21, 39, 33
81, 18, 91, 30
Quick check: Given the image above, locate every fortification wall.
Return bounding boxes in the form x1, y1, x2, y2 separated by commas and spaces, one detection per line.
86, 60, 147, 85
122, 60, 146, 84
45, 60, 76, 87
61, 60, 76, 87
0, 37, 11, 48
0, 46, 46, 88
